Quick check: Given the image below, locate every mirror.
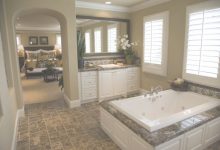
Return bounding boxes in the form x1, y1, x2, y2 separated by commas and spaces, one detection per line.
76, 15, 129, 54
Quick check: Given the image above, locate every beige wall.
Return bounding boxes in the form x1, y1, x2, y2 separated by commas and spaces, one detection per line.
16, 31, 59, 47
131, 0, 208, 90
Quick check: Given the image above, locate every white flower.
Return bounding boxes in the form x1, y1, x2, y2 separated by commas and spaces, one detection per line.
124, 34, 128, 38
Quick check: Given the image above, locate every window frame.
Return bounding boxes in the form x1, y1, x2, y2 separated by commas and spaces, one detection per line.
183, 1, 220, 88
94, 27, 102, 53
107, 24, 118, 53
142, 11, 169, 76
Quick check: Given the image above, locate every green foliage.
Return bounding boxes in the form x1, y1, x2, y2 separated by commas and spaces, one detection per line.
77, 31, 85, 60
58, 75, 64, 90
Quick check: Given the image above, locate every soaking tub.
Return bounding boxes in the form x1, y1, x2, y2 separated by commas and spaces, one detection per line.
111, 89, 220, 132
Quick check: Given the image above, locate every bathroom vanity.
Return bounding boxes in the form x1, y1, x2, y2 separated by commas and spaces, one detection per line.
78, 66, 140, 104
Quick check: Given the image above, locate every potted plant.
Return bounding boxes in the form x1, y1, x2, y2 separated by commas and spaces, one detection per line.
58, 75, 64, 90
117, 34, 137, 65
77, 31, 85, 68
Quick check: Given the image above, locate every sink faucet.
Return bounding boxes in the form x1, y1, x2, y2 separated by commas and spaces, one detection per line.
144, 86, 163, 102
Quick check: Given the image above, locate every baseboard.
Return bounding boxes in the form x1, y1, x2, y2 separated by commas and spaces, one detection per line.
11, 107, 25, 150
63, 94, 81, 108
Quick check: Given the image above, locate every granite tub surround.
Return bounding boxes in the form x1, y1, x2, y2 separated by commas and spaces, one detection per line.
187, 82, 220, 99
100, 97, 220, 147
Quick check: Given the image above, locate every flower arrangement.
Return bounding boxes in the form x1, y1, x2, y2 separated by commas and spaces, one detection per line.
117, 34, 138, 64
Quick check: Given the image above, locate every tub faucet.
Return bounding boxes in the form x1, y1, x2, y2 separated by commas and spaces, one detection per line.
144, 86, 163, 102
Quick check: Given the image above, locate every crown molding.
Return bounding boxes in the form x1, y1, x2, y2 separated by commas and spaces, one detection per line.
76, 1, 129, 13
76, 0, 171, 13
16, 26, 60, 32
130, 0, 171, 12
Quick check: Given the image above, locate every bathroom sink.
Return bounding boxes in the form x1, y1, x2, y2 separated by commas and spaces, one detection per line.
98, 64, 121, 69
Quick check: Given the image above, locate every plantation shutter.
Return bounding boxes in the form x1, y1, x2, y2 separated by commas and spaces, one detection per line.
108, 26, 117, 52
186, 8, 220, 78
85, 31, 91, 53
144, 19, 163, 65
94, 28, 102, 53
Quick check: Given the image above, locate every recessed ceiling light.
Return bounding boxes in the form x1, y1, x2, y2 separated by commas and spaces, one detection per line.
105, 1, 111, 5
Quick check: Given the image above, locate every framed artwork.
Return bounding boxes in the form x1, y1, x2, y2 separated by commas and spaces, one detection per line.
39, 36, 48, 45
29, 36, 38, 45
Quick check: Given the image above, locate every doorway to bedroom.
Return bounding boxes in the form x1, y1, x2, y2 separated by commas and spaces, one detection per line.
15, 12, 64, 104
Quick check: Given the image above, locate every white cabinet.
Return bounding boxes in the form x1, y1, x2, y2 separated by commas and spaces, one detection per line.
79, 71, 97, 103
156, 135, 183, 150
113, 69, 127, 96
126, 67, 140, 93
204, 117, 220, 147
183, 125, 205, 150
100, 106, 220, 150
99, 70, 114, 99
99, 69, 127, 101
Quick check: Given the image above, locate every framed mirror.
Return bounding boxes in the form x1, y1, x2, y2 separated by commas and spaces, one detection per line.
76, 15, 130, 56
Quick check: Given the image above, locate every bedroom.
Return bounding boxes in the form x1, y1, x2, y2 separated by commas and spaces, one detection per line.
16, 14, 63, 104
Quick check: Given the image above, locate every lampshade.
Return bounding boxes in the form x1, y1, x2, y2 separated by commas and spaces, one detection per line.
17, 44, 24, 51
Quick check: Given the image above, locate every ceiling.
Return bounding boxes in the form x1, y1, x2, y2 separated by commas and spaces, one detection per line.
15, 14, 60, 31
77, 0, 146, 7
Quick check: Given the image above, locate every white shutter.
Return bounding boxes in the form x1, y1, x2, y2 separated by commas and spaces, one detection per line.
186, 8, 220, 78
144, 19, 163, 65
142, 11, 169, 76
85, 31, 91, 53
94, 28, 102, 53
108, 25, 117, 52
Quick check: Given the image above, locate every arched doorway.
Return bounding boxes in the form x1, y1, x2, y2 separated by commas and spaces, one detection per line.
15, 12, 64, 104
11, 8, 79, 108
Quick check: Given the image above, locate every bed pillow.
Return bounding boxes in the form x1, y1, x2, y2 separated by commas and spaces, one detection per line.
26, 50, 40, 60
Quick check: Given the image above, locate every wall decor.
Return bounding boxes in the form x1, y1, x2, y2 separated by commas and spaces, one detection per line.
39, 36, 48, 45
29, 36, 38, 45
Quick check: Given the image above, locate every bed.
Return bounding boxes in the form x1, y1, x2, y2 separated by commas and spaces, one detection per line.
24, 46, 63, 78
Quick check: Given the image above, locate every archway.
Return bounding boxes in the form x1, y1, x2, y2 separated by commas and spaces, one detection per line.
11, 8, 79, 108
15, 12, 64, 104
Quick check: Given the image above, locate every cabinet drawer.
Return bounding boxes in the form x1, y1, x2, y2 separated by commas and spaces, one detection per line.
82, 89, 97, 100
81, 78, 97, 87
81, 71, 97, 77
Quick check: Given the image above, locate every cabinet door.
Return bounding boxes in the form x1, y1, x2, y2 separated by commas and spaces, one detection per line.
127, 67, 140, 92
204, 117, 220, 147
99, 71, 114, 100
113, 69, 127, 96
156, 135, 183, 150
184, 125, 205, 150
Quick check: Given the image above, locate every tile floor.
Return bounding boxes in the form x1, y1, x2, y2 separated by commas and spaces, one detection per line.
17, 100, 220, 150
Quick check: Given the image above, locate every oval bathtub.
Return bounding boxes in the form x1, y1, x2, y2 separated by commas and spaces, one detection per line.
110, 89, 220, 132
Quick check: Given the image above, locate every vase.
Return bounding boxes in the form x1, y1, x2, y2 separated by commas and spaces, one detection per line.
125, 55, 133, 65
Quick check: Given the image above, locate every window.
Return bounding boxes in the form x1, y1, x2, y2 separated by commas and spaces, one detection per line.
143, 11, 169, 76
108, 24, 117, 52
183, 1, 220, 88
85, 31, 91, 53
56, 34, 61, 46
94, 28, 102, 53
16, 34, 21, 46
